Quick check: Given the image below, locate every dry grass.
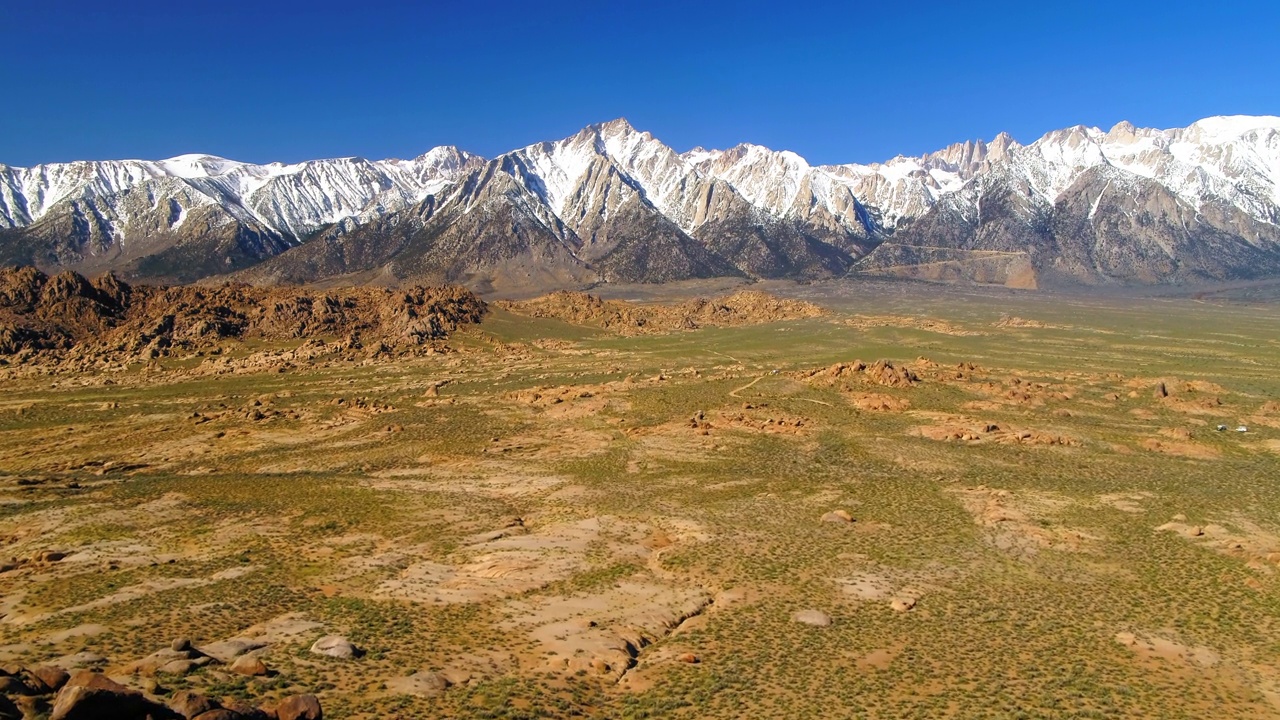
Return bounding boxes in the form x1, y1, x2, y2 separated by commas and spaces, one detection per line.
1, 284, 1279, 718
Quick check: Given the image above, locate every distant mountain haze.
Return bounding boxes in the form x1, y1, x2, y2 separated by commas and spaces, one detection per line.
2, 116, 1278, 291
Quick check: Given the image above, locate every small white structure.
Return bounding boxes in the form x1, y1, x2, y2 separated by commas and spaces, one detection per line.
1236, 426, 1249, 433
1216, 424, 1228, 431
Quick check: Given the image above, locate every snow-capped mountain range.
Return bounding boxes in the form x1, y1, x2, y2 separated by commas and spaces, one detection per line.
2, 115, 1279, 290
0, 146, 484, 239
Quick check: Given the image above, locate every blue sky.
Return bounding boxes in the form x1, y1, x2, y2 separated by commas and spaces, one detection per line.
2, 0, 1277, 167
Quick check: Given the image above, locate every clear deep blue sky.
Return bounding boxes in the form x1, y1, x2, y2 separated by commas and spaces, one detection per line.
3, 0, 1277, 168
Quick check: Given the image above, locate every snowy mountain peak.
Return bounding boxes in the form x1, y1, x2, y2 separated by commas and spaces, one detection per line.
1108, 120, 1138, 136
679, 147, 718, 165
1036, 124, 1107, 149
157, 154, 246, 178
404, 146, 486, 178
1186, 114, 1280, 140
5, 115, 1280, 287
593, 117, 639, 137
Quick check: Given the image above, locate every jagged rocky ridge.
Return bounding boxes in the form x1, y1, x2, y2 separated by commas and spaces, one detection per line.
0, 266, 487, 362
2, 116, 1279, 289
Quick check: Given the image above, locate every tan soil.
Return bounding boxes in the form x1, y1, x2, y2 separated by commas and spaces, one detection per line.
1156, 515, 1280, 572
950, 486, 1099, 557
1140, 438, 1221, 459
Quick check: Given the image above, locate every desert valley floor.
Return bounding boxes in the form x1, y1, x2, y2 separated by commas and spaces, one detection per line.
2, 279, 1280, 719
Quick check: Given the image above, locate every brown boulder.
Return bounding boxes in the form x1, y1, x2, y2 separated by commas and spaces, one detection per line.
192, 711, 244, 720
385, 671, 451, 697
169, 690, 219, 718
274, 694, 322, 720
219, 700, 270, 720
50, 671, 167, 720
32, 666, 71, 692
124, 645, 215, 676
14, 695, 51, 718
229, 655, 268, 677
198, 638, 268, 664
0, 675, 34, 695
13, 666, 63, 694
866, 360, 918, 387
308, 636, 359, 659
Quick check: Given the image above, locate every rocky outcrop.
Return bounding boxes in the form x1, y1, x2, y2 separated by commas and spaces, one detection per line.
0, 266, 487, 360
798, 360, 920, 388
49, 671, 171, 720
273, 694, 323, 720
308, 636, 361, 660
497, 290, 824, 335
0, 664, 320, 720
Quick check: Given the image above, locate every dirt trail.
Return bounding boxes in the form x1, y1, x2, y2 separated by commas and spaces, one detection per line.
729, 375, 766, 398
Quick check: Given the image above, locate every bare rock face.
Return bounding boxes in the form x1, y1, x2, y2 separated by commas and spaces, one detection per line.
890, 596, 918, 613
123, 644, 215, 676
309, 636, 360, 660
385, 671, 451, 697
799, 359, 920, 390
865, 360, 919, 387
199, 639, 267, 664
0, 268, 129, 353
274, 694, 323, 720
229, 655, 268, 677
32, 666, 71, 693
48, 653, 106, 671
0, 266, 488, 362
792, 609, 833, 627
168, 690, 220, 719
820, 510, 855, 524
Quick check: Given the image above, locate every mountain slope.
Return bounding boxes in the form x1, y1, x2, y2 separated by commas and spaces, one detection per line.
3, 115, 1280, 289
238, 156, 594, 294
855, 116, 1280, 286
0, 149, 484, 283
